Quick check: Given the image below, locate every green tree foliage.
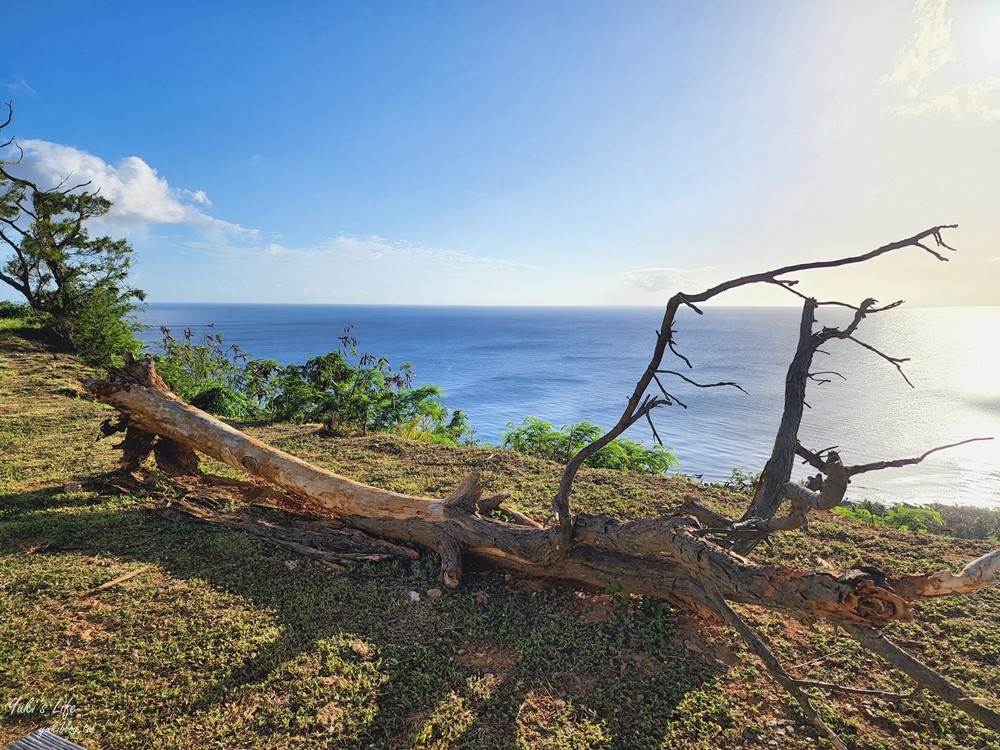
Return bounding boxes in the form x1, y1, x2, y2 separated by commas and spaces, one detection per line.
501, 416, 679, 475
156, 324, 472, 445
0, 105, 143, 363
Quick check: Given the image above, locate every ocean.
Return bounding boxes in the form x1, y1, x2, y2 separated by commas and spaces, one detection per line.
136, 303, 1000, 508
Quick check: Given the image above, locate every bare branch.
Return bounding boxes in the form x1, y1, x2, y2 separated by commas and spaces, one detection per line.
668, 338, 693, 369
644, 411, 663, 445
795, 444, 829, 473
702, 583, 849, 750
652, 373, 689, 409
847, 335, 914, 388
847, 437, 994, 476
808, 371, 846, 385
676, 293, 703, 315
847, 626, 1000, 734
656, 369, 748, 394
915, 241, 949, 262
770, 280, 904, 314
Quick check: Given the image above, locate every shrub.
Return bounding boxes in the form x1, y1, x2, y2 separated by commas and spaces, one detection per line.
931, 504, 1000, 540
155, 325, 279, 419
833, 500, 947, 533
0, 300, 29, 319
270, 327, 470, 443
500, 416, 678, 475
155, 323, 471, 443
57, 288, 143, 366
714, 468, 761, 496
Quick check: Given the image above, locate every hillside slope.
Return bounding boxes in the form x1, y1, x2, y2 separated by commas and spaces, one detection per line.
1, 330, 997, 749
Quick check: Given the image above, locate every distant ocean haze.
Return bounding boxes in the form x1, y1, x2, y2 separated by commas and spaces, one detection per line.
136, 304, 1000, 508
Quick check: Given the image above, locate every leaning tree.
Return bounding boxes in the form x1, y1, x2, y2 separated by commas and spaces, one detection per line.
0, 103, 144, 356
86, 225, 998, 749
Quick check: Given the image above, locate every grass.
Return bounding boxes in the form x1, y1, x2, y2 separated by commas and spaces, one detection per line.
1, 328, 998, 749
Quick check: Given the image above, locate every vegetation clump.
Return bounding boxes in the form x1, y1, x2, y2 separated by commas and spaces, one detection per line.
155, 324, 473, 446
501, 416, 678, 475
0, 106, 144, 365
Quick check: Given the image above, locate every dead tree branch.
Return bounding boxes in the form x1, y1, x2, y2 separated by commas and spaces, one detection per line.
553, 226, 958, 547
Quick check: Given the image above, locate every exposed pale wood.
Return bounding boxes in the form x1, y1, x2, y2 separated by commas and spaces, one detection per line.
889, 548, 1000, 598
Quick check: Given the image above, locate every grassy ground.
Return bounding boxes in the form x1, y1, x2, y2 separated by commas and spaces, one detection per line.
1, 329, 998, 749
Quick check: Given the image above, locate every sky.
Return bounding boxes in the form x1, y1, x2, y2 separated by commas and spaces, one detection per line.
2, 0, 999, 307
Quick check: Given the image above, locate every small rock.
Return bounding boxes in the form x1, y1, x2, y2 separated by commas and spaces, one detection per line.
426, 588, 443, 599
457, 648, 468, 656
407, 590, 421, 603
283, 559, 301, 571
350, 639, 369, 657
473, 590, 490, 605
503, 574, 513, 582
63, 482, 83, 493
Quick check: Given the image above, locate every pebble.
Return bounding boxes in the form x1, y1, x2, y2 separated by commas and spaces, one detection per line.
427, 588, 443, 599
407, 590, 420, 602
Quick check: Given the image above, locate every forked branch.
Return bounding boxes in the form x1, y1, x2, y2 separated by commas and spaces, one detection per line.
553, 225, 959, 544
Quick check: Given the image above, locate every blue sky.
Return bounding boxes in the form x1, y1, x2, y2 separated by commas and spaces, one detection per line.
2, 0, 999, 305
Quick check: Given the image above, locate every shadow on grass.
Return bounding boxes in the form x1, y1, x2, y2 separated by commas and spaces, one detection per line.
1, 487, 725, 749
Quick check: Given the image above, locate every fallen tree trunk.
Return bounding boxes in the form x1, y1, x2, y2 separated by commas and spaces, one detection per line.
86, 356, 1000, 745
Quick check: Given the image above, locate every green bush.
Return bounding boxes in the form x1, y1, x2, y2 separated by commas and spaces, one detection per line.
0, 300, 30, 319
929, 503, 1000, 540
713, 468, 761, 496
270, 327, 470, 443
500, 416, 678, 475
56, 288, 143, 366
155, 323, 471, 444
189, 383, 262, 422
833, 500, 947, 533
155, 325, 278, 420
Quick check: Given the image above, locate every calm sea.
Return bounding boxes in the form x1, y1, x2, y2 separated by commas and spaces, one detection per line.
136, 304, 1000, 508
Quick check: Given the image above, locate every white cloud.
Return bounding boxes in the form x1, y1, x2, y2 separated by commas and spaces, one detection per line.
892, 75, 1000, 122
181, 188, 212, 206
203, 233, 532, 273
623, 266, 714, 292
0, 75, 36, 96
882, 0, 1000, 123
14, 140, 251, 234
881, 0, 955, 97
